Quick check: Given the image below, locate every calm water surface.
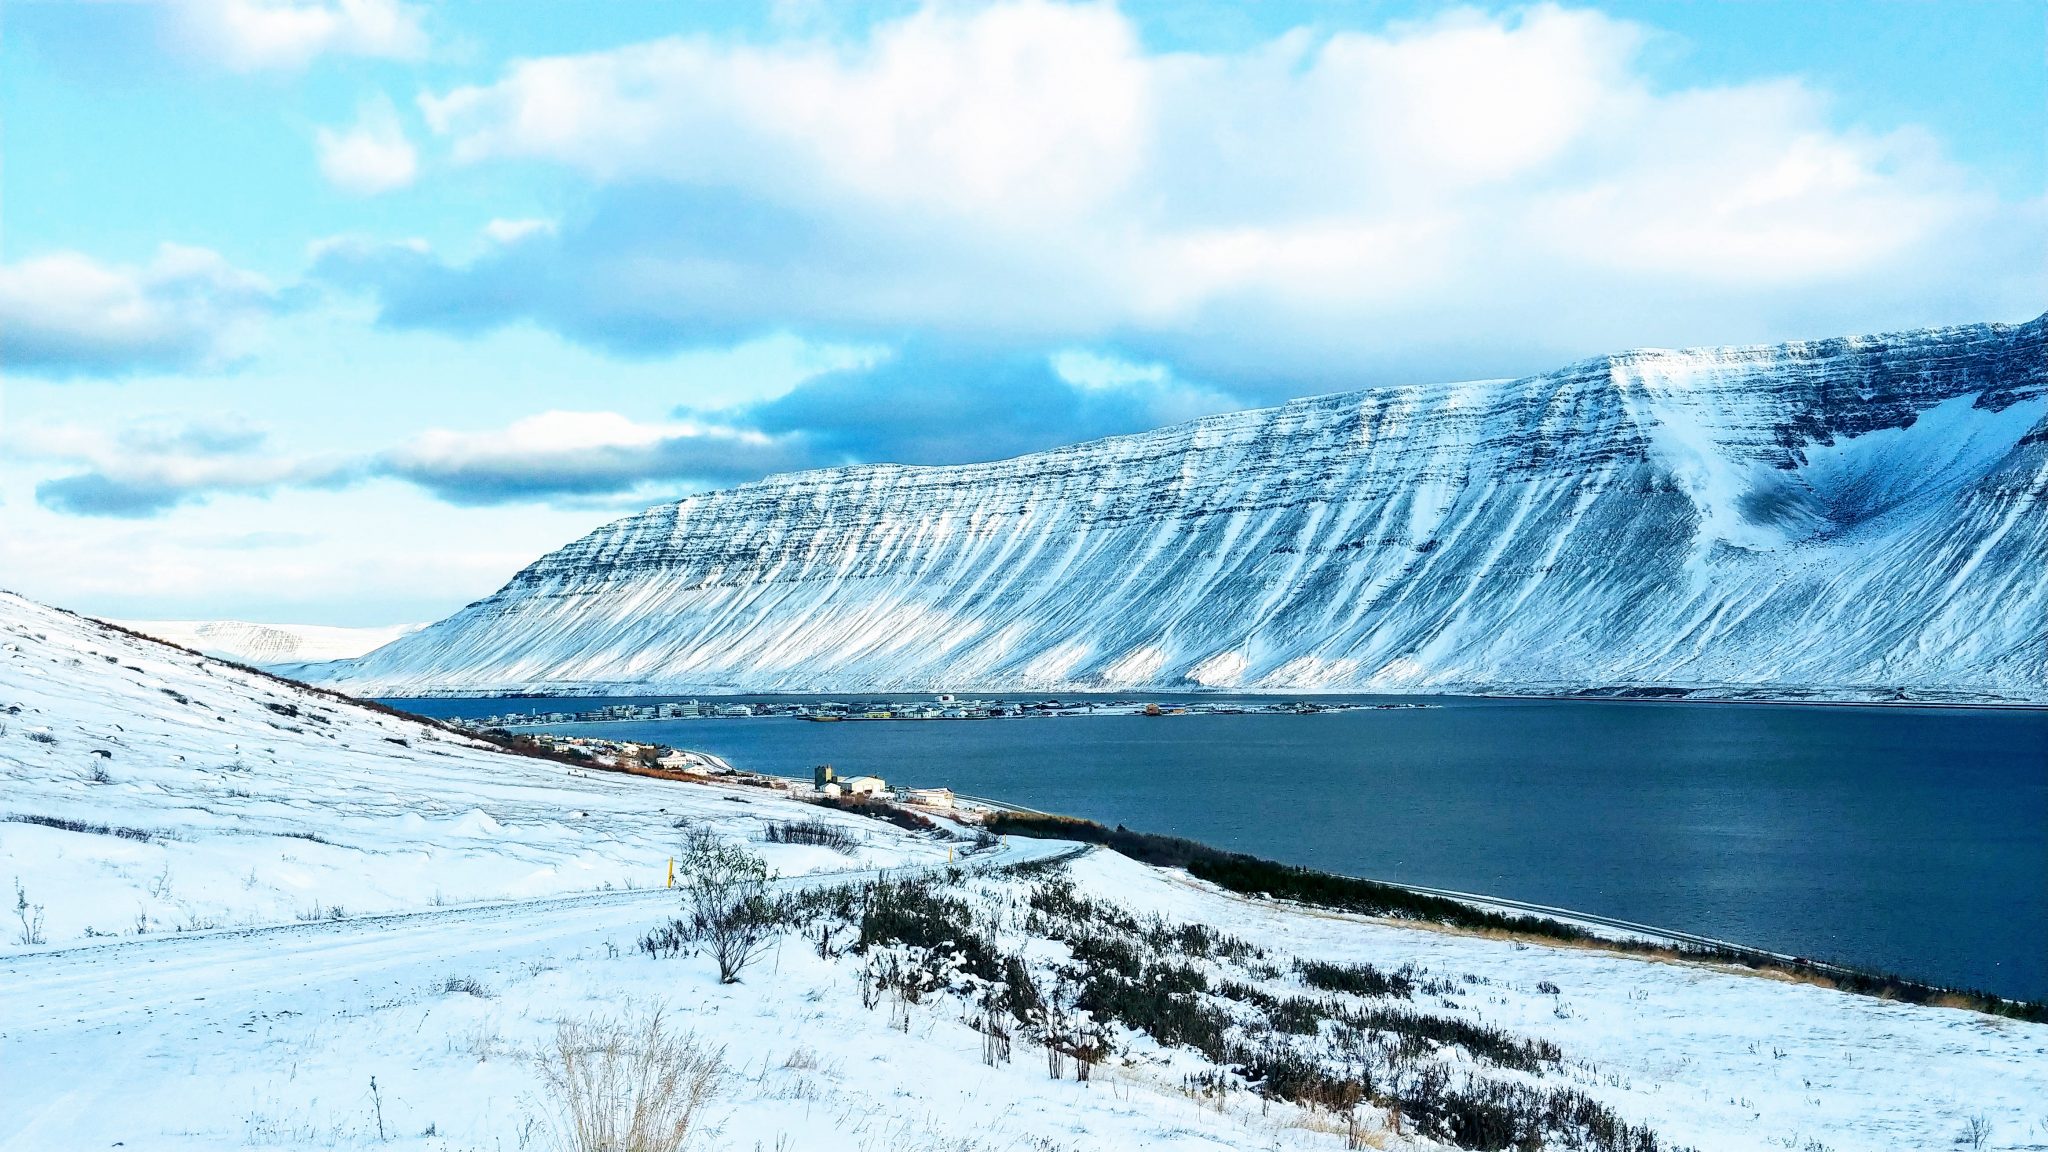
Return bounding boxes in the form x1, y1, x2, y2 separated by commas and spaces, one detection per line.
394, 695, 2047, 1000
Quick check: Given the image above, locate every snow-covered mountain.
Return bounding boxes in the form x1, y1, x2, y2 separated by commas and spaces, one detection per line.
118, 619, 424, 667
308, 316, 2047, 700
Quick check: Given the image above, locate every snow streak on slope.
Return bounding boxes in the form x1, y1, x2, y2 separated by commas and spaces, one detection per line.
118, 619, 425, 666
0, 592, 946, 942
312, 317, 2048, 698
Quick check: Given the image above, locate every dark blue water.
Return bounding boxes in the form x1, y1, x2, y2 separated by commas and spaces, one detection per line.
393, 694, 2048, 1000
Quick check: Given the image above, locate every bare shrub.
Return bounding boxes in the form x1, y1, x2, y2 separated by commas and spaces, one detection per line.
5, 814, 159, 842
534, 1005, 726, 1152
440, 974, 494, 998
760, 819, 858, 852
677, 829, 779, 984
1299, 959, 1416, 1000
13, 878, 47, 945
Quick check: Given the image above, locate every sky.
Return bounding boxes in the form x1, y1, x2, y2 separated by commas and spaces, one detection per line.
2, 0, 2041, 626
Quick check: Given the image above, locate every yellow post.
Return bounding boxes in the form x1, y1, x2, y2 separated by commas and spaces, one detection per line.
947, 845, 954, 864
666, 857, 675, 889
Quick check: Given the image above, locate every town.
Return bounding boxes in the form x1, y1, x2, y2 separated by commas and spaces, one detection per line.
445, 694, 1429, 731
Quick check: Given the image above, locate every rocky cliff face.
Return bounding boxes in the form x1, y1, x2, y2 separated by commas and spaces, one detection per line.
311, 316, 2048, 699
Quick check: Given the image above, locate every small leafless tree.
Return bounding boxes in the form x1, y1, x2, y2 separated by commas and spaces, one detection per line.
13, 878, 46, 946
677, 829, 778, 984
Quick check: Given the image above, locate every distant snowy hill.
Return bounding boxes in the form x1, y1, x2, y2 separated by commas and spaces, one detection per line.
117, 619, 424, 667
307, 316, 2047, 700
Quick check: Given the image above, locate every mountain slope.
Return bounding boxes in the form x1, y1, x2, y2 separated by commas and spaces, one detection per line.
308, 316, 2048, 699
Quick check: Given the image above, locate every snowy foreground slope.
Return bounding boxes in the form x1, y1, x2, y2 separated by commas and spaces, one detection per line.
4, 590, 2045, 1152
119, 618, 426, 667
0, 591, 947, 939
306, 315, 2047, 700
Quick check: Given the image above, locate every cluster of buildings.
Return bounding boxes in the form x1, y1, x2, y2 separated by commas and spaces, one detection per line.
801, 695, 998, 721
809, 764, 956, 809
451, 700, 754, 730
517, 733, 727, 773
449, 695, 1394, 733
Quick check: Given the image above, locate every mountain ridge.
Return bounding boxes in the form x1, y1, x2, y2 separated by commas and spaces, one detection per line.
303, 315, 2048, 699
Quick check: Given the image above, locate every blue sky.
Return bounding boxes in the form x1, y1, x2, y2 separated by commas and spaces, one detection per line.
3, 0, 2041, 624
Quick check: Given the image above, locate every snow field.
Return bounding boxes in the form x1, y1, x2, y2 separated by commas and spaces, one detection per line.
11, 843, 2041, 1151
4, 589, 2045, 1152
2, 858, 1399, 1152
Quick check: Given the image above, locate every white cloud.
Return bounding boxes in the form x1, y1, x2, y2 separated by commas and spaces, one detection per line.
1046, 349, 1241, 426
394, 1, 2033, 382
424, 1, 1145, 227
379, 411, 812, 504
1050, 349, 1170, 391
173, 0, 426, 71
16, 406, 806, 517
0, 245, 277, 378
316, 97, 419, 195
482, 218, 556, 245
16, 417, 356, 517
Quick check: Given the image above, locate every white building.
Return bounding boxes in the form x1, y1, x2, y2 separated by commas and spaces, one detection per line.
904, 787, 955, 809
656, 750, 709, 774
843, 775, 888, 797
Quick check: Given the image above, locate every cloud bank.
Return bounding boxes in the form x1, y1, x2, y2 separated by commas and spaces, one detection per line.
377, 411, 813, 506
22, 342, 1244, 516
21, 418, 356, 517
0, 245, 279, 378
307, 1, 2039, 393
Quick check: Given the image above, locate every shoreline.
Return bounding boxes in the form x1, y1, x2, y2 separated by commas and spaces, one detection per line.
970, 808, 2048, 1020
378, 687, 2048, 713
1473, 691, 2048, 712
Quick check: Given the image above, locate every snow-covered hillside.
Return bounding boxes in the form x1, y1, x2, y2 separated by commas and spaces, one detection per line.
305, 316, 2048, 699
0, 591, 944, 939
3, 589, 2043, 1152
118, 618, 424, 667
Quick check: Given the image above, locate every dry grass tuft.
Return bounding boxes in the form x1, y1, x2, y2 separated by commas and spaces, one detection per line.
534, 1004, 726, 1152
1283, 1107, 1392, 1148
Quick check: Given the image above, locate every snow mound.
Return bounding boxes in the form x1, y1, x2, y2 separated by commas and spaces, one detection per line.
451, 808, 502, 837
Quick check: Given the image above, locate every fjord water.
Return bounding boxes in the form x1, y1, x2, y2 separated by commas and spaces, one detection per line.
398, 695, 2048, 1000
